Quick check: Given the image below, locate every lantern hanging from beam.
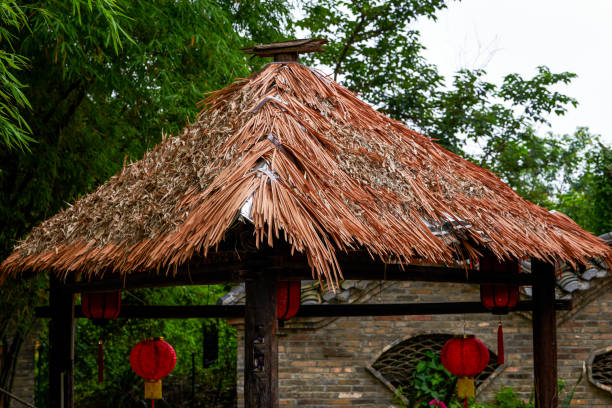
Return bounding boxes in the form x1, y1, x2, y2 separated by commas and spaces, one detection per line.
82, 291, 121, 322
130, 337, 177, 407
480, 283, 519, 312
441, 335, 489, 408
277, 281, 300, 325
479, 255, 520, 365
81, 291, 121, 382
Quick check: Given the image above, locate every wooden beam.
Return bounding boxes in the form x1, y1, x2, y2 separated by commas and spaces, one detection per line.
61, 262, 242, 293
280, 262, 533, 285
49, 276, 75, 408
59, 260, 532, 293
244, 270, 278, 408
532, 258, 558, 408
35, 300, 571, 319
296, 300, 571, 317
36, 305, 244, 318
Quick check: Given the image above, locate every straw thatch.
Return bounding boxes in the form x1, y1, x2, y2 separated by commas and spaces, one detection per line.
1, 62, 610, 284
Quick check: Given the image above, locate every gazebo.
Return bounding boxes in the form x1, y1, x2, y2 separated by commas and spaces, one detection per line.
1, 39, 610, 408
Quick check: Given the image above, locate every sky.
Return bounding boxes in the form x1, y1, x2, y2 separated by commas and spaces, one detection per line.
413, 0, 612, 145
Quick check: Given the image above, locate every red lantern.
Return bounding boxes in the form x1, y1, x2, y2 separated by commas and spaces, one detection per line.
130, 338, 177, 405
480, 284, 519, 311
81, 291, 121, 383
479, 255, 520, 313
277, 281, 300, 322
441, 335, 489, 408
82, 291, 121, 321
479, 255, 520, 365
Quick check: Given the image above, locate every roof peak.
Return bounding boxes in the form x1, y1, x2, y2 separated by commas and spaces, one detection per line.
241, 38, 327, 62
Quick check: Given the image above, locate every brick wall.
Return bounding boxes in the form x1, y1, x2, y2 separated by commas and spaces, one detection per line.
235, 279, 612, 407
556, 282, 612, 406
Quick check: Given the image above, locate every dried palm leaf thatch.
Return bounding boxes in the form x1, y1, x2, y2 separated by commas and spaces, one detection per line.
1, 62, 610, 285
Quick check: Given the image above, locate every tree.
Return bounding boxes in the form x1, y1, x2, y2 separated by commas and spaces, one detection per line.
0, 0, 291, 267
0, 2, 32, 150
0, 0, 291, 403
556, 135, 612, 235
296, 0, 612, 232
0, 1, 132, 401
298, 0, 447, 139
0, 1, 131, 150
297, 0, 580, 187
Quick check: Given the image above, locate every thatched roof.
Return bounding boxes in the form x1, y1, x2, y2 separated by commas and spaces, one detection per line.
2, 62, 610, 284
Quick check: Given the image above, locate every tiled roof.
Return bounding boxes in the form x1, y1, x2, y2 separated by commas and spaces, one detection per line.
521, 232, 611, 300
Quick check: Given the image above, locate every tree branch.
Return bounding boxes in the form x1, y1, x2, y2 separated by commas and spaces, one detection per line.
42, 80, 83, 124
333, 10, 369, 80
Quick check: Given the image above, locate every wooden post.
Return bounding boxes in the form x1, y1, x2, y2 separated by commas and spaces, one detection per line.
244, 271, 278, 408
49, 276, 75, 408
274, 53, 298, 62
531, 258, 558, 408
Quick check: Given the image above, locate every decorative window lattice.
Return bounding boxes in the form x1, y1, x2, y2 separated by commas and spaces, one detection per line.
370, 334, 499, 392
588, 347, 612, 394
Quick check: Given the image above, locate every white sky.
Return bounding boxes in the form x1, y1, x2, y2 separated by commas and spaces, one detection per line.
413, 0, 612, 145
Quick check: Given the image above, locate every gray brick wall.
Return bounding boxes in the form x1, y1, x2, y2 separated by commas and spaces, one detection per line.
235, 279, 612, 407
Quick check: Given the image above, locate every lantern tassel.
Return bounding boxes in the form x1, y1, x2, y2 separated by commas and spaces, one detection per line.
457, 377, 475, 398
464, 397, 468, 408
98, 337, 104, 383
497, 322, 504, 365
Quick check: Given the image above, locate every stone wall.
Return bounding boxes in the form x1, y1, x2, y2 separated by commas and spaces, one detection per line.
10, 338, 36, 407
235, 279, 612, 407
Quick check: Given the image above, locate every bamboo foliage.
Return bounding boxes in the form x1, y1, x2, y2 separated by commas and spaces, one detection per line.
1, 63, 610, 285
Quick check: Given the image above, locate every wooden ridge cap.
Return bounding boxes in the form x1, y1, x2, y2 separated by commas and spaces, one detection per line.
241, 38, 328, 58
